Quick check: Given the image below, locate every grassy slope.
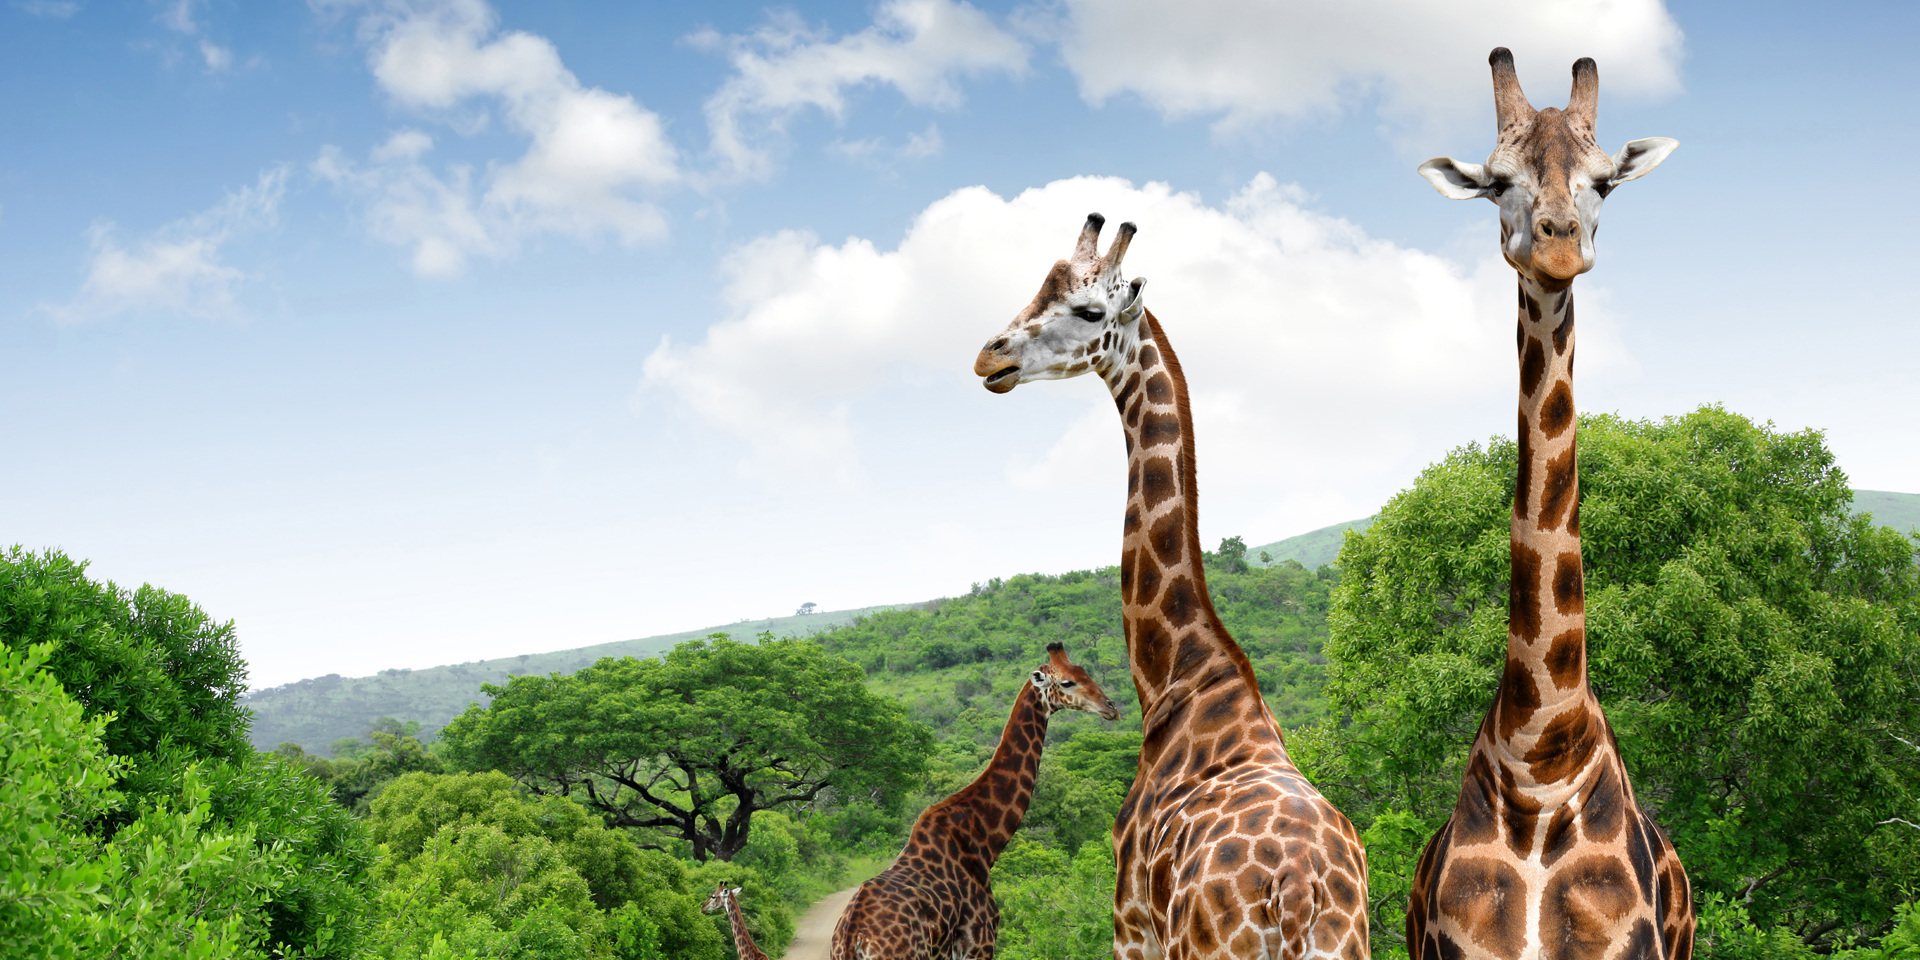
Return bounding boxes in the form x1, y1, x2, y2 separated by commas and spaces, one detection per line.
1855, 489, 1920, 534
1248, 517, 1377, 570
1246, 489, 1916, 570
244, 491, 1915, 756
243, 604, 901, 754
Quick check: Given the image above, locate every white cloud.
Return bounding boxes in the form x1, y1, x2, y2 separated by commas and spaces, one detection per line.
15, 0, 80, 18
51, 168, 287, 322
1052, 0, 1683, 142
156, 0, 238, 74
640, 175, 1636, 534
829, 123, 945, 165
696, 0, 1026, 180
199, 38, 233, 72
322, 0, 679, 274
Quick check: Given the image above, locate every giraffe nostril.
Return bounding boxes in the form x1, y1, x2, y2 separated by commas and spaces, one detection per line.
988, 338, 1009, 352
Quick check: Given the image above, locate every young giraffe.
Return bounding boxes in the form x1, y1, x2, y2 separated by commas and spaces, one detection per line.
829, 643, 1120, 960
1406, 48, 1692, 960
703, 883, 772, 960
974, 216, 1369, 960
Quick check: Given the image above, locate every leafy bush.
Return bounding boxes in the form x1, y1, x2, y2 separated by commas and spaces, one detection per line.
1324, 407, 1920, 951
992, 836, 1117, 960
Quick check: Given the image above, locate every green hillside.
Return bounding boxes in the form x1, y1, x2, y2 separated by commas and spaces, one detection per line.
246, 489, 1916, 756
1248, 516, 1376, 570
1856, 489, 1920, 534
243, 603, 901, 754
1245, 488, 1915, 571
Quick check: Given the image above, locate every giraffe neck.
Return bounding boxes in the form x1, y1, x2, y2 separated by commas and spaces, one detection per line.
914, 679, 1052, 875
1492, 276, 1600, 786
1099, 310, 1280, 760
723, 894, 768, 960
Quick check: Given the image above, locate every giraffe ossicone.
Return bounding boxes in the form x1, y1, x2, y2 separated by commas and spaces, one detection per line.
829, 644, 1119, 960
976, 218, 1371, 960
1405, 47, 1694, 960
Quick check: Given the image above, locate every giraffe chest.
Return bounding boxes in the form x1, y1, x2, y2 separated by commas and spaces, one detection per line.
1413, 751, 1673, 960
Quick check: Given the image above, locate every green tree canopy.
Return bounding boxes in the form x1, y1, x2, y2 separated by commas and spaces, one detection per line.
0, 547, 374, 958
1321, 407, 1920, 950
441, 633, 935, 861
364, 771, 725, 960
0, 547, 250, 800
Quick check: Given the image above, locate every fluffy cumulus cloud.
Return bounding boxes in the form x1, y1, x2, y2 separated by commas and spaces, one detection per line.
694, 0, 1027, 180
318, 0, 679, 275
1053, 0, 1683, 141
51, 168, 286, 322
640, 176, 1635, 532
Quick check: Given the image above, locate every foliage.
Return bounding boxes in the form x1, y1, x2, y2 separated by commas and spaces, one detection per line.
365, 771, 727, 960
0, 547, 250, 805
1023, 732, 1141, 854
992, 836, 1118, 960
202, 754, 376, 955
1323, 407, 1920, 951
442, 633, 935, 861
0, 642, 121, 959
814, 555, 1338, 731
276, 718, 446, 812
0, 643, 337, 960
240, 606, 898, 755
0, 551, 375, 958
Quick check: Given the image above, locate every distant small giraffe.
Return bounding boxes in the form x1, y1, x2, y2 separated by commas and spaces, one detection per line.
704, 882, 771, 960
829, 643, 1120, 960
974, 215, 1369, 960
1407, 47, 1691, 960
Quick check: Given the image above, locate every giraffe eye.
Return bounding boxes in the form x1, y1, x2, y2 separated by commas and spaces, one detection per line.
1060, 680, 1076, 688
1073, 305, 1105, 322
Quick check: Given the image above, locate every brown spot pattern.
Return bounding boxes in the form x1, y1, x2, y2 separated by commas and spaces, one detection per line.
1510, 541, 1543, 642
1538, 446, 1578, 531
1539, 381, 1575, 438
1552, 552, 1585, 615
1520, 338, 1547, 397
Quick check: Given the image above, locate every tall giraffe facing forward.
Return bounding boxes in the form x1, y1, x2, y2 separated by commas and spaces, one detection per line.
974, 217, 1368, 960
830, 643, 1120, 960
1407, 48, 1691, 960
703, 883, 771, 960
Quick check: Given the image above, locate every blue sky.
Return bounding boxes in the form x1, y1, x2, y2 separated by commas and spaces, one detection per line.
4, 0, 1915, 689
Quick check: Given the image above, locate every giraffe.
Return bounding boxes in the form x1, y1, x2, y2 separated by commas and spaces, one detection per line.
829, 643, 1121, 960
1404, 48, 1692, 960
973, 215, 1369, 960
704, 882, 772, 960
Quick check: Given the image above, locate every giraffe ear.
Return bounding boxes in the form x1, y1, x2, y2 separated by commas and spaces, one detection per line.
1031, 669, 1048, 686
1419, 157, 1497, 200
1608, 138, 1677, 186
731, 886, 743, 895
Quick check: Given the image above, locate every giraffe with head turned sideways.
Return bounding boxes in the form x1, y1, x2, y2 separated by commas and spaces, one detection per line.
704, 882, 772, 960
829, 643, 1121, 960
1406, 47, 1692, 960
973, 216, 1370, 960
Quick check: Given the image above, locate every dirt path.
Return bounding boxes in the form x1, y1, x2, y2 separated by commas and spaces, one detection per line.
782, 886, 857, 960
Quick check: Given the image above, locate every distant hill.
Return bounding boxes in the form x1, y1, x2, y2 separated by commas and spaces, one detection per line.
243, 604, 903, 755
1244, 489, 1917, 572
1248, 517, 1376, 570
245, 490, 1916, 756
1855, 489, 1920, 534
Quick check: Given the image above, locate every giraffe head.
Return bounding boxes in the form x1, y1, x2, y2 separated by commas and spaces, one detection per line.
701, 882, 741, 914
974, 213, 1146, 393
1030, 641, 1122, 720
1419, 48, 1676, 286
